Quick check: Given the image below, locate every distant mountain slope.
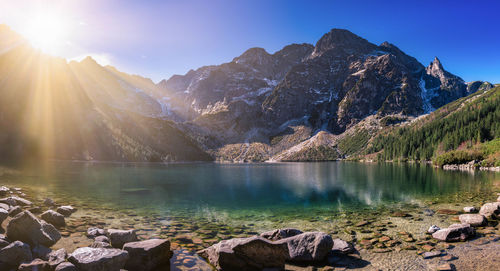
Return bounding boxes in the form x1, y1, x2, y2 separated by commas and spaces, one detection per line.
365, 86, 499, 163
0, 25, 211, 164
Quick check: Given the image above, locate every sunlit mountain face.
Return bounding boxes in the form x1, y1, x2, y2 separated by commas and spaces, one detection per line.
0, 25, 211, 165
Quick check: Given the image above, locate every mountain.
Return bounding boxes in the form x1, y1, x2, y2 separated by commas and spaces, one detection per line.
159, 28, 482, 162
0, 25, 212, 164
365, 86, 499, 165
0, 25, 492, 163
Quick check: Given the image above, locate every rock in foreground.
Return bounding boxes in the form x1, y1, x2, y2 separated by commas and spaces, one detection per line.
68, 247, 129, 271
479, 202, 500, 219
107, 229, 138, 249
458, 214, 486, 227
41, 210, 66, 228
0, 241, 33, 268
276, 231, 333, 262
6, 211, 61, 247
198, 236, 289, 271
260, 228, 303, 241
432, 223, 475, 242
123, 239, 172, 271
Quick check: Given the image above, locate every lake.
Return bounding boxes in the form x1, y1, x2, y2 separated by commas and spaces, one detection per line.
1, 161, 498, 251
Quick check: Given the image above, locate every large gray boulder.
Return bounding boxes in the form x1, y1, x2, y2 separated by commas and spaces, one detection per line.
41, 210, 66, 228
432, 223, 475, 242
260, 228, 303, 241
459, 214, 487, 227
198, 236, 289, 271
68, 247, 129, 271
107, 229, 138, 249
6, 211, 61, 247
123, 239, 172, 271
276, 232, 333, 262
479, 202, 500, 219
0, 241, 33, 267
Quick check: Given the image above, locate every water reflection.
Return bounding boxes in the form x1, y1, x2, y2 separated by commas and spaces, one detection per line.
1, 162, 497, 216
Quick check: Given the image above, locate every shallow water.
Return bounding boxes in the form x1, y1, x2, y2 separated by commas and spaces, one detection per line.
2, 161, 498, 222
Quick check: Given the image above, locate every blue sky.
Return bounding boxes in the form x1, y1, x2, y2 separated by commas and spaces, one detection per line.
1, 0, 499, 83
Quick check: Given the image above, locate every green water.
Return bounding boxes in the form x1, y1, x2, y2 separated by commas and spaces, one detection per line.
1, 162, 497, 220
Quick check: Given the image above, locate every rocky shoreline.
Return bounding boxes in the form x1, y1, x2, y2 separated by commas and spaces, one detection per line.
0, 185, 499, 270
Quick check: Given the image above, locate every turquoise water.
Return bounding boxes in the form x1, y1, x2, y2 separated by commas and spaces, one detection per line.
2, 161, 497, 216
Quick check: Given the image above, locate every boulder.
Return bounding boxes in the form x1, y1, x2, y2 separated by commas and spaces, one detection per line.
0, 203, 10, 211
331, 238, 355, 254
55, 262, 78, 271
0, 196, 32, 206
90, 241, 112, 249
479, 202, 500, 219
107, 229, 138, 249
198, 236, 289, 271
28, 207, 42, 214
41, 210, 66, 228
275, 232, 333, 262
463, 206, 477, 213
31, 244, 51, 260
18, 258, 50, 271
458, 214, 486, 227
68, 247, 129, 271
56, 206, 76, 217
43, 198, 55, 206
0, 241, 33, 267
8, 206, 22, 217
47, 248, 67, 269
0, 208, 8, 224
87, 228, 107, 238
123, 239, 172, 271
428, 225, 441, 234
260, 228, 303, 241
432, 223, 475, 242
94, 236, 109, 243
6, 211, 61, 247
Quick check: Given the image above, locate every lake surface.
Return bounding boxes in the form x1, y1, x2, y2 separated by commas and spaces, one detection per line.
2, 162, 498, 223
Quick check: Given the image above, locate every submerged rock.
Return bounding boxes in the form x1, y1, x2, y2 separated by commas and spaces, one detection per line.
198, 236, 289, 271
479, 202, 500, 219
68, 247, 129, 271
43, 198, 55, 206
260, 228, 303, 241
432, 223, 475, 242
0, 241, 33, 267
458, 214, 486, 227
41, 210, 66, 228
6, 211, 61, 247
123, 239, 172, 271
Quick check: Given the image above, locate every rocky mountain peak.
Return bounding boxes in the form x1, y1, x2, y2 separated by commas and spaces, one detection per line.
233, 47, 272, 65
311, 28, 376, 57
426, 57, 444, 75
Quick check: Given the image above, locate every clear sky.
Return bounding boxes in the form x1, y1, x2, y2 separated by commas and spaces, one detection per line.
1, 0, 499, 83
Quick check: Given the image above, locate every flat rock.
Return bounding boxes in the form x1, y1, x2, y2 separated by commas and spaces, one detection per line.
41, 210, 66, 228
463, 206, 477, 213
275, 231, 333, 262
55, 262, 78, 271
436, 263, 454, 271
198, 236, 289, 271
68, 247, 129, 271
479, 202, 500, 219
422, 251, 443, 259
432, 223, 475, 242
123, 239, 172, 271
0, 196, 32, 206
107, 229, 138, 248
0, 241, 33, 267
458, 214, 486, 227
260, 228, 303, 241
6, 211, 61, 247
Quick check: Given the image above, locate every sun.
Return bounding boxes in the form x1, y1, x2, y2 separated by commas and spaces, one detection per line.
22, 12, 70, 55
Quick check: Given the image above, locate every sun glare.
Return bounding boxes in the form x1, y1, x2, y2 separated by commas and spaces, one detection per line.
22, 12, 69, 55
